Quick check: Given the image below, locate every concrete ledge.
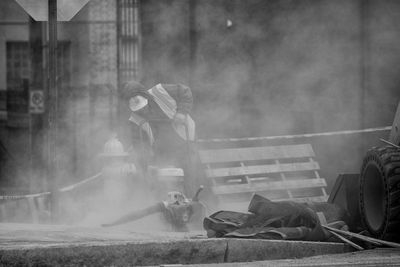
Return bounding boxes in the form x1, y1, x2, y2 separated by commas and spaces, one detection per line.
0, 224, 352, 266
0, 239, 351, 266
226, 239, 352, 263
0, 239, 227, 266
187, 248, 400, 267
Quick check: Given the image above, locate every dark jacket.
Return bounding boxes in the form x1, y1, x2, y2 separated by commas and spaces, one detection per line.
204, 194, 348, 241
159, 84, 193, 115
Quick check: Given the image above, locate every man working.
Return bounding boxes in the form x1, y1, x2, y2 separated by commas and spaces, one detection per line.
120, 81, 195, 168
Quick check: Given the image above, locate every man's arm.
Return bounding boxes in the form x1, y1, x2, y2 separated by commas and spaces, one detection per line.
163, 84, 193, 114
176, 84, 193, 114
102, 202, 164, 227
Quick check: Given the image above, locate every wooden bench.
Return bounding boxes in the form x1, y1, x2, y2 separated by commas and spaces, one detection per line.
198, 144, 328, 209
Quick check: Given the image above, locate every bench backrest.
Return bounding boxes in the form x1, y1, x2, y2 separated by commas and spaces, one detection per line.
198, 143, 328, 209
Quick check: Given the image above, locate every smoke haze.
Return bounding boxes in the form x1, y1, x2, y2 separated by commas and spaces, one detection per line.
2, 0, 400, 227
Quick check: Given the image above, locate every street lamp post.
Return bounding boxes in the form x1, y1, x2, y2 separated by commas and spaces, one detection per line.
48, 0, 58, 221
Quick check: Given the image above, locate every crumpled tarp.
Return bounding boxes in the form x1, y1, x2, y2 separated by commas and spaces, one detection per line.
203, 194, 348, 241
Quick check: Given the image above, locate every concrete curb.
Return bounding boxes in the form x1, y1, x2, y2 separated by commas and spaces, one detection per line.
0, 238, 351, 266
225, 239, 351, 263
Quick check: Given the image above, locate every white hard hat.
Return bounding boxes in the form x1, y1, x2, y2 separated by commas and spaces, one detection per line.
129, 95, 148, 112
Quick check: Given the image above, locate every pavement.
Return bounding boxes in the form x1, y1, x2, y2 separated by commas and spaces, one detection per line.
187, 248, 400, 267
0, 223, 354, 266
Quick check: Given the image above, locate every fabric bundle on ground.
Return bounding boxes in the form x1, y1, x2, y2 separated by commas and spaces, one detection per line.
203, 194, 348, 241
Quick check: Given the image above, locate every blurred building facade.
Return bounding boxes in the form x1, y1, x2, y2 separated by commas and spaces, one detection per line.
0, 0, 121, 192
1, 0, 400, 193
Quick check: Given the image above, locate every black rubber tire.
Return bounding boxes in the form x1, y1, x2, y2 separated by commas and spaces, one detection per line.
360, 146, 400, 242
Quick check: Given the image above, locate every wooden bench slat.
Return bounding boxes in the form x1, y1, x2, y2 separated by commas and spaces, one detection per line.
199, 144, 315, 163
212, 178, 327, 195
157, 168, 184, 177
278, 195, 328, 202
206, 161, 320, 178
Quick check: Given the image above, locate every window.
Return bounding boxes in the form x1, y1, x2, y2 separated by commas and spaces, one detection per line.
6, 41, 71, 91
117, 0, 141, 85
6, 42, 30, 91
5, 41, 71, 125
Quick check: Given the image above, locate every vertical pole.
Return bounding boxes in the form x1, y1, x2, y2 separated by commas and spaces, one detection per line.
29, 18, 45, 193
116, 0, 121, 100
28, 20, 34, 192
188, 0, 197, 89
48, 0, 58, 221
185, 0, 197, 198
116, 0, 123, 132
133, 0, 141, 81
109, 85, 114, 132
89, 85, 95, 174
26, 79, 33, 191
359, 0, 369, 159
360, 0, 369, 134
126, 0, 131, 81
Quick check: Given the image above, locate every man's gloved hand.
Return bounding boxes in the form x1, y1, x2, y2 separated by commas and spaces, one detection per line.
173, 112, 186, 124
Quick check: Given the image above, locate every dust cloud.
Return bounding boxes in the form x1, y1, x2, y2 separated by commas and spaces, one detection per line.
2, 0, 400, 228
154, 0, 400, 190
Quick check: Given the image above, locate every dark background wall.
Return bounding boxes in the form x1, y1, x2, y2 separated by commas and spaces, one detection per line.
140, 0, 400, 190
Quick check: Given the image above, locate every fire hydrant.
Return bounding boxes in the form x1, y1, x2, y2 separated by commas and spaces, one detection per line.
99, 136, 137, 209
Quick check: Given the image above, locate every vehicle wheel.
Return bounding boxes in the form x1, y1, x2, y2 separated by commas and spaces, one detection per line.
360, 146, 400, 241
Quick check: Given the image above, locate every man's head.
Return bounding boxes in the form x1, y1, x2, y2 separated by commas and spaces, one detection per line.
120, 80, 150, 114
120, 80, 146, 99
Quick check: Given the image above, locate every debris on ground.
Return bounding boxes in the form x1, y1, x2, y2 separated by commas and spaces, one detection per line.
204, 194, 350, 242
